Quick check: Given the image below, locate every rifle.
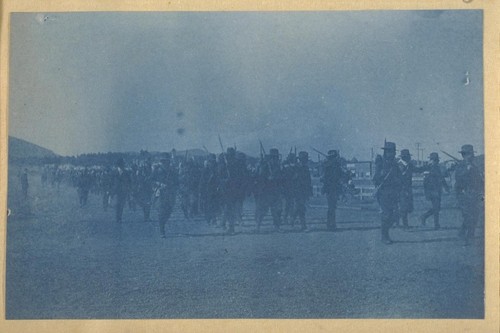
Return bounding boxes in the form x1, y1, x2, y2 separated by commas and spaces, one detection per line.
434, 141, 461, 162
440, 150, 461, 162
202, 145, 209, 154
372, 166, 393, 198
259, 140, 267, 159
310, 147, 328, 158
259, 140, 278, 179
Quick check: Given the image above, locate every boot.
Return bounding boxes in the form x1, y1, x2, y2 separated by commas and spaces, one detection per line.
381, 227, 393, 245
434, 215, 440, 230
327, 212, 337, 231
402, 215, 409, 229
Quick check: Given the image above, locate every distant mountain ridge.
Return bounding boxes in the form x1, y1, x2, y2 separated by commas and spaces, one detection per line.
7, 137, 216, 165
8, 136, 58, 161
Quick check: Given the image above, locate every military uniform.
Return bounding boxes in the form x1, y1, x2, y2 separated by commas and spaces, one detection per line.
135, 159, 154, 221
112, 159, 132, 223
154, 154, 179, 238
321, 150, 344, 231
282, 153, 297, 225
188, 160, 202, 217
254, 148, 283, 232
77, 168, 92, 207
420, 153, 449, 229
100, 167, 113, 212
373, 142, 402, 244
293, 151, 313, 231
219, 148, 248, 234
20, 168, 29, 199
235, 152, 250, 226
455, 145, 484, 244
179, 161, 192, 220
397, 149, 416, 228
199, 154, 219, 226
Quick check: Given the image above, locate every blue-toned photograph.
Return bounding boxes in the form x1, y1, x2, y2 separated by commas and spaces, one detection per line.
7, 11, 484, 319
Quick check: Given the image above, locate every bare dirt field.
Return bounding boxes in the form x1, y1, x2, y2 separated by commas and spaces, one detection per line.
5, 170, 484, 319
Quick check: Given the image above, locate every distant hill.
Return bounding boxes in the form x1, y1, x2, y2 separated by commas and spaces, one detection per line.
8, 136, 58, 162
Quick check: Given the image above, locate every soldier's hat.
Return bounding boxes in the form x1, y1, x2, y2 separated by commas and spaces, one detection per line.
381, 142, 396, 151
459, 144, 474, 155
298, 151, 308, 160
226, 147, 236, 156
429, 152, 439, 161
269, 148, 279, 156
327, 150, 339, 158
400, 149, 411, 157
116, 158, 125, 167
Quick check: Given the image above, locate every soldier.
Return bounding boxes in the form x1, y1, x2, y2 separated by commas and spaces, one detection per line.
373, 142, 402, 244
397, 149, 417, 228
455, 144, 484, 245
199, 154, 219, 226
112, 158, 132, 224
219, 147, 246, 234
293, 151, 313, 231
282, 152, 297, 225
101, 167, 113, 212
154, 154, 179, 238
178, 160, 192, 220
217, 153, 228, 228
127, 163, 138, 212
419, 153, 450, 230
20, 168, 29, 199
255, 148, 283, 232
188, 158, 202, 217
41, 166, 48, 187
321, 150, 344, 231
77, 167, 92, 207
136, 157, 154, 222
235, 151, 251, 226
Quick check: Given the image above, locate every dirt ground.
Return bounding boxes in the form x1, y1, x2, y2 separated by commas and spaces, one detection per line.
5, 170, 484, 319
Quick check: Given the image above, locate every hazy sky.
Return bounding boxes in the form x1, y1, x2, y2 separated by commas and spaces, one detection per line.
9, 11, 483, 160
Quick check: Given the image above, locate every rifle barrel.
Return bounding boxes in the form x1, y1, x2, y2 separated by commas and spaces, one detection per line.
310, 147, 328, 158
259, 140, 266, 156
218, 134, 225, 153
440, 150, 460, 162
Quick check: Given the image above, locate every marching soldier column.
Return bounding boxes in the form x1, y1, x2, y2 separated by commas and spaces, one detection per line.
58, 140, 483, 245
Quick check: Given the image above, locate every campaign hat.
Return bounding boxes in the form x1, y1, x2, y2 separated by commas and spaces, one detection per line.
298, 151, 309, 160
382, 142, 396, 151
429, 152, 439, 161
459, 144, 474, 155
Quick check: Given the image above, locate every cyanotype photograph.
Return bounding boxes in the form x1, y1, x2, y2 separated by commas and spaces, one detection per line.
6, 10, 485, 320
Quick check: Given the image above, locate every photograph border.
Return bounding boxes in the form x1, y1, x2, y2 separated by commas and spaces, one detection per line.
1, 0, 499, 332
